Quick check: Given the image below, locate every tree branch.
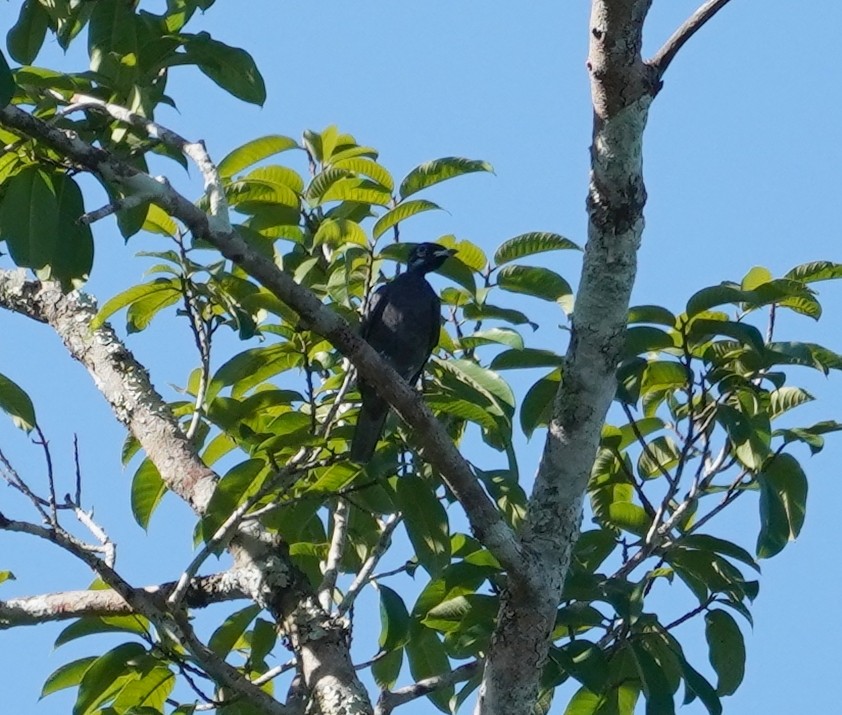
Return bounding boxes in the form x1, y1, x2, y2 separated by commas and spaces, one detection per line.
0, 572, 249, 628
376, 660, 480, 715
649, 0, 735, 79
0, 105, 521, 581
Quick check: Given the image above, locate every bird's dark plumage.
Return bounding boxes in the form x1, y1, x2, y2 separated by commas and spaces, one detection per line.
350, 243, 456, 463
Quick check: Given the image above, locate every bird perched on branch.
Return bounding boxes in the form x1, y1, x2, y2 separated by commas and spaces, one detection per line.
350, 243, 457, 463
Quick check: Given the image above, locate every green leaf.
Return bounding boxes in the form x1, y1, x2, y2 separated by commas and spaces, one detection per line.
0, 570, 15, 585
785, 260, 842, 284
606, 502, 650, 536
433, 357, 515, 413
756, 453, 807, 558
679, 534, 759, 573
203, 459, 267, 540
395, 476, 450, 577
677, 654, 722, 715
493, 232, 581, 265
55, 616, 149, 648
126, 284, 181, 333
405, 622, 453, 713
686, 318, 765, 354
491, 348, 564, 371
765, 341, 842, 374
371, 648, 403, 690
319, 177, 392, 206
112, 665, 174, 713
51, 174, 94, 287
208, 604, 261, 657
142, 204, 178, 237
372, 199, 442, 240
496, 264, 573, 309
75, 642, 147, 715
130, 459, 166, 530
460, 327, 524, 351
181, 32, 266, 105
705, 610, 745, 696
0, 166, 57, 269
769, 386, 814, 418
624, 326, 675, 358
630, 640, 675, 715
377, 585, 410, 651
399, 157, 493, 199
332, 157, 393, 191
740, 265, 773, 290
0, 51, 13, 107
41, 657, 97, 697
628, 305, 676, 327
7, 1, 49, 64
0, 372, 36, 431
463, 302, 538, 329
218, 135, 299, 178
87, 0, 139, 85
314, 218, 367, 248
92, 280, 179, 330
520, 369, 561, 438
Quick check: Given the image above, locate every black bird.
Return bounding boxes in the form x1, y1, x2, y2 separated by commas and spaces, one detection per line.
350, 243, 457, 463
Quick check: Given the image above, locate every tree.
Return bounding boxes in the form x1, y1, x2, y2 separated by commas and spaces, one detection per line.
0, 1, 839, 714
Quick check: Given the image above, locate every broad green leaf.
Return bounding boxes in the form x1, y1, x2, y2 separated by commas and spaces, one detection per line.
629, 640, 675, 715
227, 178, 299, 211
679, 534, 759, 572
314, 218, 367, 248
399, 157, 493, 199
55, 616, 149, 648
440, 237, 487, 272
371, 648, 403, 690
463, 302, 538, 329
405, 622, 453, 713
208, 604, 261, 657
717, 400, 771, 471
520, 369, 561, 438
0, 372, 36, 431
142, 204, 178, 237
395, 476, 450, 577
41, 657, 97, 697
756, 453, 807, 558
606, 502, 650, 536
0, 570, 15, 585
93, 280, 180, 330
203, 459, 267, 540
686, 318, 765, 354
628, 305, 676, 326
677, 654, 722, 715
212, 343, 301, 396
182, 32, 266, 105
75, 641, 147, 715
0, 166, 58, 269
564, 687, 600, 715
305, 462, 359, 493
218, 135, 299, 178
460, 327, 524, 351
640, 361, 688, 394
372, 199, 441, 240
50, 174, 94, 287
126, 283, 182, 333
785, 260, 842, 284
377, 585, 410, 651
130, 459, 166, 530
497, 264, 573, 309
637, 436, 680, 479
769, 386, 814, 418
112, 665, 174, 713
433, 357, 515, 412
491, 347, 564, 371
332, 157, 393, 191
740, 265, 773, 290
87, 0, 139, 85
7, 1, 49, 64
775, 419, 842, 456
426, 395, 500, 433
765, 341, 842, 374
493, 232, 581, 265
624, 326, 675, 358
705, 610, 745, 696
319, 177, 392, 206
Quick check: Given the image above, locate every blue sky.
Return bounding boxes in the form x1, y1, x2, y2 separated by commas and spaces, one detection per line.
1, 1, 841, 713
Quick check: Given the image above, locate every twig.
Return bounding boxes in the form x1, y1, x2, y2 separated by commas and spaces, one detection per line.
337, 513, 400, 616
649, 0, 735, 78
318, 498, 350, 611
79, 192, 154, 225
664, 594, 715, 631
33, 426, 58, 524
72, 434, 82, 505
375, 660, 481, 715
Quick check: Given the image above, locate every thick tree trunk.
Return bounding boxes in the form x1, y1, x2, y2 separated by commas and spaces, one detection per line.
475, 2, 655, 713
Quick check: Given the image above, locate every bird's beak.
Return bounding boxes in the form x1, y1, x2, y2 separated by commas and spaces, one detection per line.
436, 247, 458, 259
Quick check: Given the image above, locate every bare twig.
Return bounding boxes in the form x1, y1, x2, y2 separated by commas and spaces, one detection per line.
318, 498, 350, 611
649, 0, 735, 79
337, 513, 401, 616
375, 660, 481, 715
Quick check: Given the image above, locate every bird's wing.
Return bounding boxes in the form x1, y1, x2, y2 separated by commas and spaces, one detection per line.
360, 283, 390, 340
425, 293, 442, 356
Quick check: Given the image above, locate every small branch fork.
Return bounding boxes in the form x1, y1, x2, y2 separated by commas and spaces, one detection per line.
648, 0, 736, 80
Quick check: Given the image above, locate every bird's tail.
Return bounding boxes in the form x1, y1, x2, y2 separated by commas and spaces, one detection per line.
350, 396, 389, 464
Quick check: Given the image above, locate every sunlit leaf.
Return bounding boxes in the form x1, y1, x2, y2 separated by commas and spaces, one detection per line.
218, 135, 299, 178
0, 372, 36, 431
399, 157, 493, 199
493, 232, 581, 265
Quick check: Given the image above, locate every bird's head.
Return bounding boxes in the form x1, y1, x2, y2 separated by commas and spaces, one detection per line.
407, 243, 458, 274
